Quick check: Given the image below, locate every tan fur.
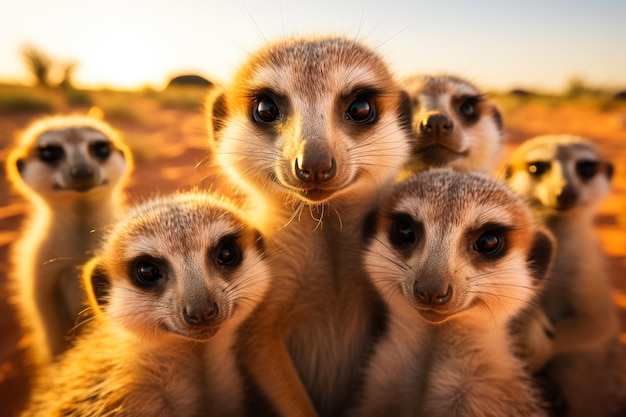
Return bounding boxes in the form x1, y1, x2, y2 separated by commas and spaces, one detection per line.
350, 168, 553, 417
205, 35, 413, 417
505, 134, 626, 417
5, 114, 133, 368
398, 74, 503, 178
22, 191, 270, 417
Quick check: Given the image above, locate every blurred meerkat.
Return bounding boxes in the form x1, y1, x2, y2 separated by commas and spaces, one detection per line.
5, 113, 133, 367
22, 191, 270, 417
350, 168, 553, 417
398, 74, 503, 178
205, 35, 413, 416
505, 134, 625, 417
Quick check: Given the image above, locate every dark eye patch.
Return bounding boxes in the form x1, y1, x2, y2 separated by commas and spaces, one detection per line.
456, 95, 482, 122
38, 144, 64, 165
128, 255, 168, 289
213, 233, 243, 269
471, 224, 510, 259
527, 161, 551, 177
90, 141, 112, 160
253, 95, 280, 123
576, 160, 599, 181
346, 94, 376, 123
389, 212, 422, 249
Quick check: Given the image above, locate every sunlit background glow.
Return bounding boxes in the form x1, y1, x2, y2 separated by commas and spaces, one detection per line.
1, 0, 625, 91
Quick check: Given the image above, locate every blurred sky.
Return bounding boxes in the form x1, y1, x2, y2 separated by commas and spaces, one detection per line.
1, 0, 625, 91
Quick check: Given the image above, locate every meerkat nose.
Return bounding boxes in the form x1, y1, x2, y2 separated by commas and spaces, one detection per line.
420, 113, 454, 137
183, 301, 219, 325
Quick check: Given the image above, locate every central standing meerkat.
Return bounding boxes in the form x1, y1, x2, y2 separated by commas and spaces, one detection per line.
5, 114, 133, 368
505, 135, 625, 417
23, 192, 270, 417
350, 168, 554, 417
205, 35, 413, 416
398, 74, 503, 178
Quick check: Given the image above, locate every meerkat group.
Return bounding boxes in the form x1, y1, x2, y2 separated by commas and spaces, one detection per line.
6, 34, 623, 417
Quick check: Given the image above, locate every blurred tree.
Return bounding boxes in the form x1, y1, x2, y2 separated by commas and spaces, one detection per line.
21, 44, 53, 87
58, 61, 78, 89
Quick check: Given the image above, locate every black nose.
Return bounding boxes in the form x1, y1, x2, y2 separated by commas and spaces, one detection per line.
556, 186, 578, 211
414, 284, 452, 306
295, 155, 336, 184
70, 164, 95, 180
183, 301, 218, 325
419, 113, 453, 137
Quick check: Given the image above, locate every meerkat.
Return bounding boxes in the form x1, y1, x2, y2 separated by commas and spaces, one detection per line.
347, 168, 554, 417
22, 191, 270, 417
5, 114, 133, 368
398, 74, 503, 179
205, 35, 413, 416
505, 134, 625, 417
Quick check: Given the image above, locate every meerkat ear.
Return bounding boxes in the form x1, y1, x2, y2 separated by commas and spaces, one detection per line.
504, 164, 513, 179
397, 89, 413, 135
362, 209, 379, 243
81, 257, 111, 316
492, 105, 504, 134
526, 228, 556, 286
605, 161, 614, 180
205, 86, 228, 149
16, 158, 25, 174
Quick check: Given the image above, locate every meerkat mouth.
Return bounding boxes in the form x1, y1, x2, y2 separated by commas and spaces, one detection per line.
173, 325, 222, 341
54, 179, 109, 193
417, 145, 469, 165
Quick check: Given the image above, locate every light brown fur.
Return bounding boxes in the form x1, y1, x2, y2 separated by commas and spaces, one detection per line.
205, 35, 413, 417
505, 134, 626, 417
398, 74, 503, 178
350, 168, 553, 417
5, 114, 133, 368
22, 191, 270, 417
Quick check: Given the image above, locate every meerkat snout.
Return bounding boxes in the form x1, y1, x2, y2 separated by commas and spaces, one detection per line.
413, 282, 452, 306
418, 112, 454, 140
294, 141, 337, 184
183, 300, 219, 327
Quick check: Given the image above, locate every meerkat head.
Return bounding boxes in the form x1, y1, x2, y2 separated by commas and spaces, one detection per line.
206, 35, 412, 208
363, 168, 554, 325
401, 74, 503, 173
504, 135, 613, 218
82, 192, 269, 343
5, 114, 132, 202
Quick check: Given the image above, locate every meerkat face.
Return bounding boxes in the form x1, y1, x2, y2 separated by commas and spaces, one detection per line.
363, 169, 553, 325
206, 36, 412, 206
7, 116, 130, 200
505, 135, 613, 217
88, 193, 269, 342
402, 75, 503, 172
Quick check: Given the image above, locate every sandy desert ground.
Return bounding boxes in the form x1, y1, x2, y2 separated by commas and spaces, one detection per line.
0, 86, 624, 416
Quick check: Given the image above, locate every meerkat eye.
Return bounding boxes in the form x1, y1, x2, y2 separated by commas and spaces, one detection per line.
90, 141, 112, 160
133, 261, 163, 287
38, 144, 64, 165
474, 231, 506, 258
254, 96, 279, 123
527, 161, 550, 177
458, 97, 479, 121
216, 240, 242, 267
389, 214, 418, 247
576, 160, 599, 180
346, 95, 376, 123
